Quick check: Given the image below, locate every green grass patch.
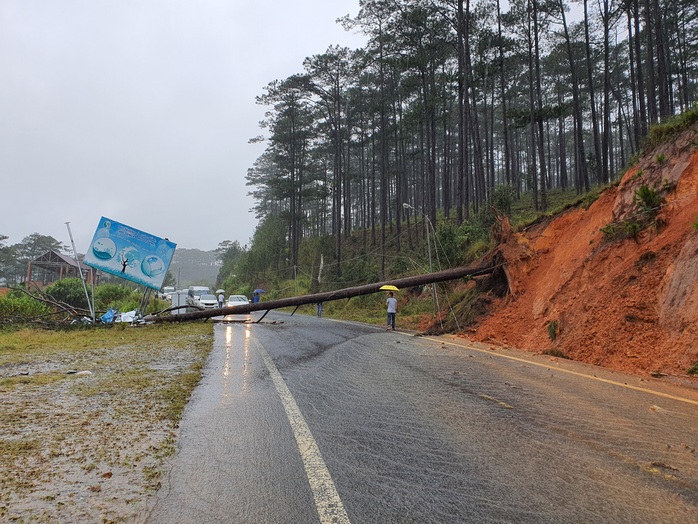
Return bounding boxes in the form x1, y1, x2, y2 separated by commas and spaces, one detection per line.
0, 323, 210, 363
510, 187, 605, 230
321, 294, 386, 325
72, 368, 155, 397
159, 367, 207, 422
642, 106, 698, 152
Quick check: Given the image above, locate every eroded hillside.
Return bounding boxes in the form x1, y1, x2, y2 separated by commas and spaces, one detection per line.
466, 124, 698, 378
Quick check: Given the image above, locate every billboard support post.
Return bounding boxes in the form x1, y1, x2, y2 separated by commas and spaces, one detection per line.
138, 287, 153, 319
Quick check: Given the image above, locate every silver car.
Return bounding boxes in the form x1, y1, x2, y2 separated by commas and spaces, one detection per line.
197, 294, 219, 309
227, 294, 250, 307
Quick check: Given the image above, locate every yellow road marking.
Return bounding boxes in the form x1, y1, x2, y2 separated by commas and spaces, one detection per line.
429, 337, 698, 407
478, 394, 514, 409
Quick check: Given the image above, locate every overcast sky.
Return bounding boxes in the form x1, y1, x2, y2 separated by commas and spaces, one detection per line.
0, 0, 366, 253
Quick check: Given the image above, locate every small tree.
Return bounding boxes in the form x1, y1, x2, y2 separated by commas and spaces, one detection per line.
634, 185, 662, 218
95, 284, 133, 310
45, 278, 88, 310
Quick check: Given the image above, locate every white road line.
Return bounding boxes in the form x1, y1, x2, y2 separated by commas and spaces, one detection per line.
256, 342, 351, 524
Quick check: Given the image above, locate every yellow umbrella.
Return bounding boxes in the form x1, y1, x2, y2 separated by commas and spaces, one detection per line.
379, 285, 399, 291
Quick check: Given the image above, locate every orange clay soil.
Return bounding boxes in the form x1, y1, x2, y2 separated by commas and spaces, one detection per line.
464, 124, 698, 378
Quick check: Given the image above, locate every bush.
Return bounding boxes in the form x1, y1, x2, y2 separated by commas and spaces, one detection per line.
95, 284, 133, 310
601, 221, 643, 242
463, 239, 491, 263
600, 185, 664, 243
434, 220, 460, 268
491, 184, 516, 216
642, 106, 698, 151
103, 293, 142, 314
457, 211, 492, 255
0, 292, 50, 322
45, 278, 89, 309
634, 185, 662, 217
600, 223, 618, 241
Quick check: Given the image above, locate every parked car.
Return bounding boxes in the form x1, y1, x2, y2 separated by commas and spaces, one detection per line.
197, 294, 219, 309
227, 294, 250, 307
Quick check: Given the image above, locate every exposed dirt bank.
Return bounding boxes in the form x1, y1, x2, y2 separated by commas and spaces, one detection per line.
467, 124, 698, 379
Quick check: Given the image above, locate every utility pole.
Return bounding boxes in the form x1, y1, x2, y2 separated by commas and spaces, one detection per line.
403, 203, 440, 321
65, 222, 94, 322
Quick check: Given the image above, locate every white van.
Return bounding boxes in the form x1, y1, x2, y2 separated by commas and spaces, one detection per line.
187, 286, 210, 307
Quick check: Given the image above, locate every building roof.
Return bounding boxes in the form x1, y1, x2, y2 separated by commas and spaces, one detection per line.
30, 250, 81, 272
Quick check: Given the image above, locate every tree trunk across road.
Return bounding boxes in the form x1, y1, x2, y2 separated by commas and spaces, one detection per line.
149, 262, 496, 323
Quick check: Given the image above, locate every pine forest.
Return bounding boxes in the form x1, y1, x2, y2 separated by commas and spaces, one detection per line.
224, 0, 697, 293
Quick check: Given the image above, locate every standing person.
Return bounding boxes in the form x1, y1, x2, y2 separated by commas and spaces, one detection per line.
386, 292, 397, 331
253, 292, 259, 303
217, 292, 224, 308
316, 302, 323, 317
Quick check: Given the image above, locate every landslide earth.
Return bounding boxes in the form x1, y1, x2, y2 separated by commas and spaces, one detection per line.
466, 123, 698, 378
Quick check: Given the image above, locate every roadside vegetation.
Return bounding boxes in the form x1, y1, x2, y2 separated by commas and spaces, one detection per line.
216, 186, 585, 334
218, 186, 587, 300
0, 279, 170, 326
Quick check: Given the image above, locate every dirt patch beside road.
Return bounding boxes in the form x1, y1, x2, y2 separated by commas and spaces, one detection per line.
0, 323, 213, 523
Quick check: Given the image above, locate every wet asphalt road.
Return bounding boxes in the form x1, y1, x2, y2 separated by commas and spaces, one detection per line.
145, 312, 698, 523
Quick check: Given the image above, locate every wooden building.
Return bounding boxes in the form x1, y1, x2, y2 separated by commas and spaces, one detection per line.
26, 250, 97, 287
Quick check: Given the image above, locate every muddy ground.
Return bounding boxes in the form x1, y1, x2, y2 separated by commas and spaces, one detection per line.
0, 326, 212, 523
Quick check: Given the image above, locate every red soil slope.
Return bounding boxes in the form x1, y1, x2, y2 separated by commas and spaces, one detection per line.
466, 125, 698, 377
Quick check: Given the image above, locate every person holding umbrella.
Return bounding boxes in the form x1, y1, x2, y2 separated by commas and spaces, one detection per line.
252, 288, 265, 303
380, 285, 399, 331
386, 291, 397, 330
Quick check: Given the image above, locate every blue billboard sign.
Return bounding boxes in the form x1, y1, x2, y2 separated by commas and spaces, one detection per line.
83, 217, 176, 290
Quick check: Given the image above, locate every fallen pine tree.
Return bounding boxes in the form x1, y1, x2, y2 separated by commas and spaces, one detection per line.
147, 262, 497, 323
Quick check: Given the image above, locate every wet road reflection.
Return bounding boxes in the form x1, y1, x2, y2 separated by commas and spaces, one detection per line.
221, 324, 253, 403
146, 320, 319, 524
145, 312, 698, 524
